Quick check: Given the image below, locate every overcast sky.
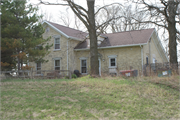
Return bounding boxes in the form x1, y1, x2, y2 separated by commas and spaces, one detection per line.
31, 0, 127, 24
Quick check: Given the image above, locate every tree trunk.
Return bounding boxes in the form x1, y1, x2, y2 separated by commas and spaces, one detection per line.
87, 0, 99, 76
168, 0, 177, 65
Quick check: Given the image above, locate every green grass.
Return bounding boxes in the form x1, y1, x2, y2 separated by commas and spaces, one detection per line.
1, 76, 179, 119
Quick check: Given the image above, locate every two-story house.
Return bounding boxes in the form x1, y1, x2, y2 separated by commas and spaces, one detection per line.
29, 21, 168, 76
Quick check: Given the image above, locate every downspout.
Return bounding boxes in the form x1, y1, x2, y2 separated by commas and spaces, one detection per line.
140, 45, 143, 76
149, 38, 151, 63
149, 38, 151, 75
67, 40, 69, 76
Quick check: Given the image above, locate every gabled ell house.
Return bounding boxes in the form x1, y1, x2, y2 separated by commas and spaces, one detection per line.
29, 21, 168, 76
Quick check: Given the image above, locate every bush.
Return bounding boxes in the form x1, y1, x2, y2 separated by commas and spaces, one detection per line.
72, 74, 77, 79
65, 76, 69, 79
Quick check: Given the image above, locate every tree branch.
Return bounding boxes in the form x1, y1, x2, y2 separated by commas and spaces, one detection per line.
96, 16, 126, 31
67, 1, 89, 28
38, 0, 69, 6
95, 3, 122, 15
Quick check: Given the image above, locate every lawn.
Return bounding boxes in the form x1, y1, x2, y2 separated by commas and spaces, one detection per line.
1, 76, 179, 119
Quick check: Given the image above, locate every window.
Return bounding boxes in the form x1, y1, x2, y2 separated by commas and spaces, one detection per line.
54, 38, 60, 50
36, 62, 41, 74
46, 27, 49, 33
55, 60, 60, 71
110, 58, 116, 66
81, 59, 87, 74
108, 55, 117, 68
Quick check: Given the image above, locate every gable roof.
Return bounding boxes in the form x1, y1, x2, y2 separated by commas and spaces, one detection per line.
74, 28, 155, 50
42, 21, 88, 41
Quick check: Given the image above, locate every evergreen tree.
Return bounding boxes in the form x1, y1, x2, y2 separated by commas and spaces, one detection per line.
1, 0, 52, 71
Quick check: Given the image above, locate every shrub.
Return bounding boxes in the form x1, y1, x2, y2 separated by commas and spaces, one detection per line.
65, 76, 69, 79
72, 74, 77, 79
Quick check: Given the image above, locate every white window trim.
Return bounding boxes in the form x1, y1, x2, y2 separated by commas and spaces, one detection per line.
79, 57, 87, 60
108, 55, 117, 68
53, 57, 61, 71
80, 57, 87, 74
53, 49, 61, 52
54, 35, 61, 50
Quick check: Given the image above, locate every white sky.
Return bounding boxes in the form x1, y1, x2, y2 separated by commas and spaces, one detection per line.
30, 0, 126, 23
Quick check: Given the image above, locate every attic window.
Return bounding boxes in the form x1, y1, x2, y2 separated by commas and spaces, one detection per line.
46, 27, 49, 33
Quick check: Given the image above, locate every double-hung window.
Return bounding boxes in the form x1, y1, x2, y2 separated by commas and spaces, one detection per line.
55, 38, 60, 49
55, 60, 60, 71
54, 36, 60, 50
108, 55, 117, 68
53, 57, 61, 73
110, 58, 116, 66
36, 62, 41, 74
80, 57, 87, 74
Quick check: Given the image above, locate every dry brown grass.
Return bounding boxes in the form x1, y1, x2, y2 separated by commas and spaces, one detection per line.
136, 75, 180, 91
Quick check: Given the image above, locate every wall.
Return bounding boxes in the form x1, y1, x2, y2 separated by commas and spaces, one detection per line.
68, 40, 81, 72
29, 23, 79, 71
74, 46, 142, 74
143, 31, 168, 65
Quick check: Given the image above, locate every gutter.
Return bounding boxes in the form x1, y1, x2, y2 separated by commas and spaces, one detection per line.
74, 43, 147, 51
67, 40, 69, 75
69, 36, 83, 41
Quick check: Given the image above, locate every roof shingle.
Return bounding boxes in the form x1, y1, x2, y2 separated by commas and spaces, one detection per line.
74, 28, 155, 49
47, 21, 88, 40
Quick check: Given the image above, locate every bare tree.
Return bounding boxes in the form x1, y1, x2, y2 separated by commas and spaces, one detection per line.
74, 14, 85, 30
58, 7, 86, 31
98, 4, 150, 33
95, 4, 122, 33
131, 0, 180, 65
39, 8, 54, 22
59, 7, 71, 27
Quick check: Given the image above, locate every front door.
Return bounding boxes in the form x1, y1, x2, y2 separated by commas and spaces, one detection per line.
98, 59, 101, 76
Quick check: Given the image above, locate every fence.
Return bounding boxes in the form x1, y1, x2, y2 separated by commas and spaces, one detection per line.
1, 62, 179, 79
143, 62, 180, 76
0, 69, 72, 79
